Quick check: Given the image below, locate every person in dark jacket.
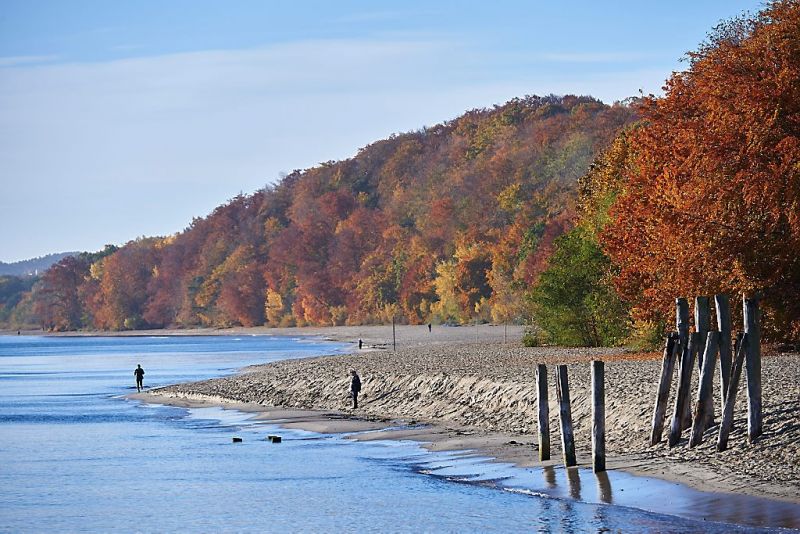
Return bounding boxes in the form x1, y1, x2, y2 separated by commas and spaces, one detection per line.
349, 370, 361, 409
134, 364, 145, 392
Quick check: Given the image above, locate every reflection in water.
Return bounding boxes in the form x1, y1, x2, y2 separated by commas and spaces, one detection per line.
558, 499, 578, 534
536, 498, 552, 533
500, 460, 800, 529
595, 471, 612, 504
593, 499, 611, 533
542, 465, 556, 488
566, 467, 581, 500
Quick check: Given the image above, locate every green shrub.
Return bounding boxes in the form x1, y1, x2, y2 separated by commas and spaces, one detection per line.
626, 319, 666, 351
528, 226, 630, 347
522, 328, 542, 347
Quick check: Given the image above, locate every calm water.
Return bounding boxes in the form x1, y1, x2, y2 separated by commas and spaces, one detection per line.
0, 335, 796, 533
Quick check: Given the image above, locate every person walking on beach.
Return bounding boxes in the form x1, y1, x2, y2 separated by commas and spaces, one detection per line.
349, 370, 361, 409
134, 364, 145, 392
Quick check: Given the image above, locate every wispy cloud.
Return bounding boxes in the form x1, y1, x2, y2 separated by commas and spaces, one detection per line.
0, 55, 60, 67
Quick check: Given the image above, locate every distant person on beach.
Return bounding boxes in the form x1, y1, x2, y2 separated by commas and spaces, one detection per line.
134, 364, 145, 392
358, 339, 363, 349
428, 323, 432, 332
349, 370, 361, 409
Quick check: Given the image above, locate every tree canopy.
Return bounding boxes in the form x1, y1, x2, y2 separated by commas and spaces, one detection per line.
7, 95, 634, 331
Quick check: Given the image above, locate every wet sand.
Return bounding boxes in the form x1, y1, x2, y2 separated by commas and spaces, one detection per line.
129, 324, 800, 510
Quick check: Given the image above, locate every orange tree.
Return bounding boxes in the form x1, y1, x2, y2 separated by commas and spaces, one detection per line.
601, 0, 800, 340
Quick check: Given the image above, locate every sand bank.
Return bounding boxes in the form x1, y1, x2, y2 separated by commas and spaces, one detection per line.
136, 324, 800, 507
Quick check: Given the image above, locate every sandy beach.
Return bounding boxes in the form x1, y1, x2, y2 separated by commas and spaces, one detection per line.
126, 324, 796, 505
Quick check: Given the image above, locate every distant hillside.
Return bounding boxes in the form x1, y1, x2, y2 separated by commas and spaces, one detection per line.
19, 95, 637, 331
0, 252, 78, 277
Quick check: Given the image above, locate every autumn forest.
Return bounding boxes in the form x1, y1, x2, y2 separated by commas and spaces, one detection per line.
2, 1, 798, 343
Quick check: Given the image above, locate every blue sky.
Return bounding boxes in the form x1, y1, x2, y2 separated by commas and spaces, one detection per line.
0, 0, 761, 262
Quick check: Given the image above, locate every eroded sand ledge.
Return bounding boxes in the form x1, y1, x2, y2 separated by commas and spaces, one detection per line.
137, 324, 799, 504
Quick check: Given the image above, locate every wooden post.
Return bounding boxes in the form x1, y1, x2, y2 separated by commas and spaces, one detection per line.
392, 316, 396, 351
681, 332, 701, 429
535, 364, 550, 461
730, 333, 740, 430
696, 296, 716, 427
668, 330, 699, 447
695, 296, 711, 371
591, 360, 605, 473
689, 331, 719, 447
556, 365, 576, 467
717, 333, 748, 451
504, 322, 508, 344
650, 333, 678, 445
743, 296, 763, 442
715, 294, 732, 407
475, 316, 478, 343
676, 297, 690, 356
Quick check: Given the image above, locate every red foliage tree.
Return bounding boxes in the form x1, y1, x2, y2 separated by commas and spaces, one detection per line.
602, 1, 800, 339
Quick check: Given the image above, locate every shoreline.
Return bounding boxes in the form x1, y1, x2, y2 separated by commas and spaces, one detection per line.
120, 324, 800, 508
137, 385, 800, 507
132, 387, 800, 530
9, 324, 796, 508
3, 324, 527, 349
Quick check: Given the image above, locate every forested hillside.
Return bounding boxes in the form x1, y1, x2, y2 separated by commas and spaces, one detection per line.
0, 252, 77, 276
11, 95, 635, 331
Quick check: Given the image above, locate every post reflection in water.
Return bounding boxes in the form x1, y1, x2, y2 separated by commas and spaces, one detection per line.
542, 465, 556, 488
595, 471, 613, 504
536, 497, 552, 533
558, 499, 578, 534
566, 467, 581, 500
593, 498, 611, 533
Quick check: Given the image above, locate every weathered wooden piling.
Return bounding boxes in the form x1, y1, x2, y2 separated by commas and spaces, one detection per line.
717, 333, 748, 451
668, 330, 699, 447
695, 296, 711, 371
695, 296, 715, 427
730, 333, 740, 431
591, 360, 605, 473
535, 364, 550, 461
650, 333, 678, 445
676, 297, 690, 356
715, 294, 733, 407
556, 365, 576, 467
743, 296, 763, 442
689, 331, 720, 447
680, 332, 701, 429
